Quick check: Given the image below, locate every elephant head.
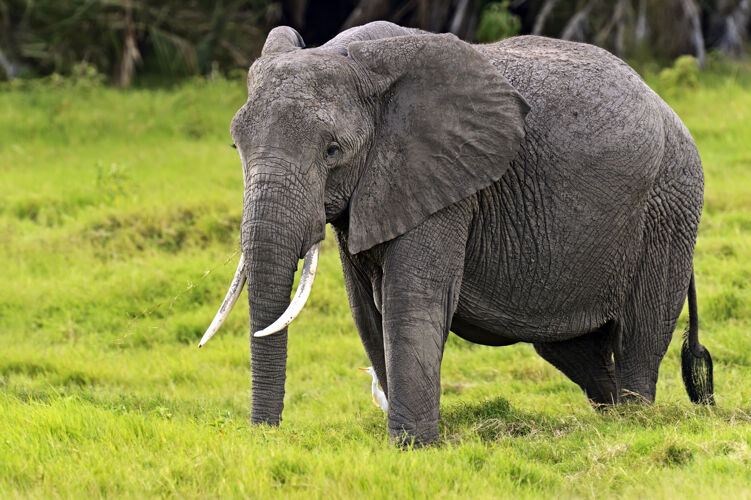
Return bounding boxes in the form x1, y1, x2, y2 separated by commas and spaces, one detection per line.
201, 22, 529, 425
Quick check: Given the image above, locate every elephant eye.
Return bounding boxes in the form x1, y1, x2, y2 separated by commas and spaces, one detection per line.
326, 143, 340, 157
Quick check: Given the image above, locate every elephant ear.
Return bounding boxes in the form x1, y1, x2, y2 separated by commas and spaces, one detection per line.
346, 34, 530, 254
262, 26, 305, 56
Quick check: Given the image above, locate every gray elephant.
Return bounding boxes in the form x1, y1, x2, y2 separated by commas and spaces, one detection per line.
200, 21, 714, 446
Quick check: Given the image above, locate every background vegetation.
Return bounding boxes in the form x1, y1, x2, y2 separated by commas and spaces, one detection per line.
2, 0, 750, 496
0, 48, 750, 497
1, 0, 749, 84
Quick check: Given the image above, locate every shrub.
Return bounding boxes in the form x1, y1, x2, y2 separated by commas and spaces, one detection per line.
659, 55, 700, 91
475, 1, 521, 43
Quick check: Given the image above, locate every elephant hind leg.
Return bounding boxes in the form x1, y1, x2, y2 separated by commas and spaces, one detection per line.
534, 322, 618, 406
614, 184, 699, 403
613, 279, 681, 404
613, 240, 692, 404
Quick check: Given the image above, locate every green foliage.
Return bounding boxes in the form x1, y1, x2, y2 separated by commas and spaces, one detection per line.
1, 61, 105, 91
1, 63, 751, 497
0, 0, 273, 83
659, 55, 700, 92
475, 1, 521, 43
95, 162, 133, 201
69, 61, 107, 88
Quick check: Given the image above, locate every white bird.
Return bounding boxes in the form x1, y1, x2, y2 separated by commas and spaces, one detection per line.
358, 366, 388, 413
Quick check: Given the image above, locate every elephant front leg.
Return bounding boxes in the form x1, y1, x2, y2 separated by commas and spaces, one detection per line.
335, 232, 388, 396
380, 212, 468, 446
382, 288, 456, 446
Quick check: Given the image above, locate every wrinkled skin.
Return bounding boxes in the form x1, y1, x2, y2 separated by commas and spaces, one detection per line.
232, 21, 704, 445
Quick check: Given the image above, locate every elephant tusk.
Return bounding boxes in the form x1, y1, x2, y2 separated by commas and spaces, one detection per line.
253, 243, 320, 337
198, 254, 247, 348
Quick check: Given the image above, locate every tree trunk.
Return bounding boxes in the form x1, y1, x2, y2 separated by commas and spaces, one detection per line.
717, 0, 750, 57
560, 0, 599, 42
679, 0, 706, 66
533, 0, 561, 35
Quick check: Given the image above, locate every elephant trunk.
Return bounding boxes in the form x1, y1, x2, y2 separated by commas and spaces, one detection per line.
244, 205, 299, 424
243, 172, 324, 425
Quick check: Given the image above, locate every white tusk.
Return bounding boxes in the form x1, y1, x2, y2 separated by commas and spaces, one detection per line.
253, 243, 320, 337
198, 254, 247, 348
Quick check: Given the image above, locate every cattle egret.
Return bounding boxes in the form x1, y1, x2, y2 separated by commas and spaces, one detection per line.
359, 367, 388, 413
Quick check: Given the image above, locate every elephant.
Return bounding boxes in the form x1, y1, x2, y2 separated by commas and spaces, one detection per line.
200, 21, 714, 446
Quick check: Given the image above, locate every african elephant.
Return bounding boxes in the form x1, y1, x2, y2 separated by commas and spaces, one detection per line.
200, 21, 714, 446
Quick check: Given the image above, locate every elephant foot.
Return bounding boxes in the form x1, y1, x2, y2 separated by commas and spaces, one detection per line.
618, 388, 654, 404
389, 419, 439, 448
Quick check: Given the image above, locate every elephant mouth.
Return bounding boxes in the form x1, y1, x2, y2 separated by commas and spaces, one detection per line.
198, 242, 320, 347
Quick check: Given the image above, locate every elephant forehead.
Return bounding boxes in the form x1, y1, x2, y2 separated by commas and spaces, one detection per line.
240, 96, 338, 138
233, 52, 366, 150
231, 98, 343, 162
248, 52, 351, 101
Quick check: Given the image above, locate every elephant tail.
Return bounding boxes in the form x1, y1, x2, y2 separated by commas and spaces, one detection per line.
681, 271, 715, 405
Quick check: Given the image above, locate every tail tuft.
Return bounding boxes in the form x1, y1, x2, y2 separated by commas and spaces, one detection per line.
681, 330, 714, 405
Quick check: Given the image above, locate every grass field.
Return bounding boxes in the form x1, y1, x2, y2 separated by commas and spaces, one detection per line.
1, 59, 751, 498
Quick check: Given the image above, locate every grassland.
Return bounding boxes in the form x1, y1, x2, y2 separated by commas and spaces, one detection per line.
1, 59, 750, 498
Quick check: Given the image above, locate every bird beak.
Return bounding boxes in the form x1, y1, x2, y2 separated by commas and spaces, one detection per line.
358, 367, 368, 372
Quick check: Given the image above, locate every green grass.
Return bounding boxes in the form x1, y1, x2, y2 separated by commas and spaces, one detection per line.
1, 62, 751, 498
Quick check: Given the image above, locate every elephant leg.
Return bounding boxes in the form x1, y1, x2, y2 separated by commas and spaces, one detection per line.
614, 181, 698, 403
533, 323, 618, 406
615, 285, 678, 403
614, 266, 689, 403
380, 207, 471, 446
335, 230, 388, 396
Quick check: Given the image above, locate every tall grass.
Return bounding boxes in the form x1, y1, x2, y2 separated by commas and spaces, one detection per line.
1, 61, 750, 497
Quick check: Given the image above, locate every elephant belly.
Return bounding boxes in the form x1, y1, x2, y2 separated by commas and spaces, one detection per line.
450, 316, 519, 346
453, 282, 614, 344
454, 168, 646, 344
455, 142, 657, 343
